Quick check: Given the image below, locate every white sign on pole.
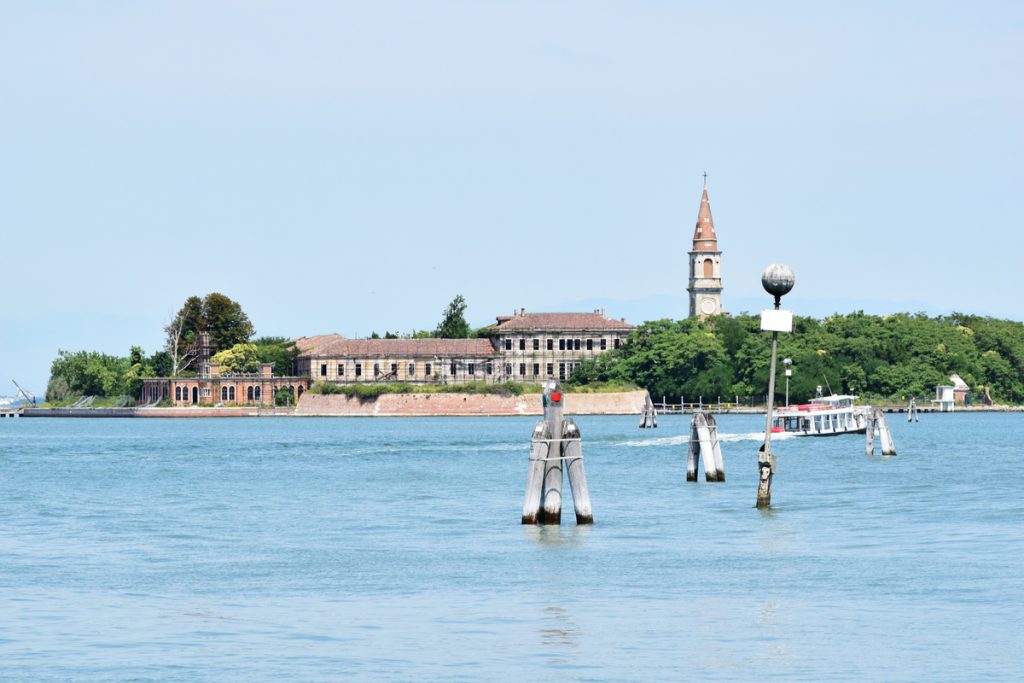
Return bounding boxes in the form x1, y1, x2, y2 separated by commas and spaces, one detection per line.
760, 309, 793, 333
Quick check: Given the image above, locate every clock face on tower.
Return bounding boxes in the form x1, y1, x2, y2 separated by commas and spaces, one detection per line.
701, 298, 717, 315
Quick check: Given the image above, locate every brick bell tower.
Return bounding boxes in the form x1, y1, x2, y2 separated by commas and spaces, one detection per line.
687, 176, 725, 319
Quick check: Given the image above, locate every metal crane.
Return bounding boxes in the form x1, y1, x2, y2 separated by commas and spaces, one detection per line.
11, 379, 36, 406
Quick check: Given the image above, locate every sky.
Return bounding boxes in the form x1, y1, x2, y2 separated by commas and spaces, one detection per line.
2, 1, 1022, 395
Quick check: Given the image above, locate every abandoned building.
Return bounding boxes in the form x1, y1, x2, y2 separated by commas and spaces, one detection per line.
295, 309, 635, 386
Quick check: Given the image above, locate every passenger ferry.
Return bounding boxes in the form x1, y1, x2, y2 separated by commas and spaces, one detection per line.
771, 393, 870, 436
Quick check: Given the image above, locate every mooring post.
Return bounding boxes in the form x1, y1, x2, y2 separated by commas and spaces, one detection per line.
563, 418, 593, 524
686, 410, 725, 482
686, 415, 700, 481
708, 413, 725, 481
757, 264, 795, 508
522, 420, 548, 524
865, 411, 876, 456
876, 408, 897, 456
540, 384, 564, 524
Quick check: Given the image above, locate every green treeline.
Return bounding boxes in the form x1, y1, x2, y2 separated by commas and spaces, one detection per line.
568, 312, 1024, 404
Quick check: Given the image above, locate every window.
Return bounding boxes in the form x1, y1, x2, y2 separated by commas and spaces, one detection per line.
320, 363, 327, 377
533, 339, 539, 350
574, 339, 581, 350
425, 363, 432, 376
533, 363, 539, 376
505, 339, 512, 350
559, 363, 566, 380
505, 363, 512, 375
228, 386, 236, 401
601, 339, 607, 350
391, 363, 398, 376
559, 339, 566, 350
519, 339, 525, 350
374, 363, 380, 377
450, 362, 457, 375
337, 364, 344, 376
221, 386, 228, 401
175, 387, 181, 401
546, 363, 553, 376
254, 386, 261, 401
546, 339, 553, 351
486, 362, 493, 375
519, 363, 526, 376
247, 386, 254, 401
614, 339, 620, 349
202, 388, 211, 398
587, 339, 593, 351
409, 363, 416, 376
355, 363, 362, 377
468, 363, 476, 375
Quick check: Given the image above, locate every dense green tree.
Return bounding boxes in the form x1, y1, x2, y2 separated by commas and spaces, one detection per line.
253, 337, 300, 376
435, 294, 471, 339
569, 312, 1024, 404
165, 293, 254, 373
210, 343, 261, 374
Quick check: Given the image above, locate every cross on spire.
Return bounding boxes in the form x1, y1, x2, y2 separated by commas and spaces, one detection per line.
703, 171, 708, 186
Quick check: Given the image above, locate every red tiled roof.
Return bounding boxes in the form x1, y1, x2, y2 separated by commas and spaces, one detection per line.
296, 335, 496, 358
491, 311, 634, 332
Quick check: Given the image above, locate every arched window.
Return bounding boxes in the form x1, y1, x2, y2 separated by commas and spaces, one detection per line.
297, 385, 304, 397
175, 386, 181, 401
254, 386, 261, 401
703, 258, 714, 277
221, 386, 228, 401
247, 386, 254, 401
228, 386, 235, 401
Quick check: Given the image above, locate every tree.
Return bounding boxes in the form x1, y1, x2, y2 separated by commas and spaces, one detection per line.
164, 293, 254, 374
202, 292, 254, 352
435, 294, 471, 338
254, 336, 300, 376
164, 295, 203, 375
210, 343, 261, 374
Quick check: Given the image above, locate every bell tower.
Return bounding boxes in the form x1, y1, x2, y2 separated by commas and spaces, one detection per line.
687, 176, 725, 319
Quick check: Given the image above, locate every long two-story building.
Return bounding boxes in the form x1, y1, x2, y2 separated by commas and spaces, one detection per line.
295, 309, 635, 386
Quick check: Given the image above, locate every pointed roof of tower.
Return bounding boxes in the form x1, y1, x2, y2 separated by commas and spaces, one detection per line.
691, 180, 718, 251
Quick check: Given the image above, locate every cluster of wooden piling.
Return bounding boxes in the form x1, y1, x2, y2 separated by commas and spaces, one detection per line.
639, 394, 657, 428
686, 411, 725, 482
522, 383, 593, 525
907, 397, 920, 423
866, 408, 897, 455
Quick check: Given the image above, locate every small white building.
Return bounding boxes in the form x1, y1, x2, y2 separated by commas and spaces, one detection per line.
932, 384, 955, 412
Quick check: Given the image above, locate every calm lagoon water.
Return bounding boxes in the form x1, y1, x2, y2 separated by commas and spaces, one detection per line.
1, 413, 1022, 681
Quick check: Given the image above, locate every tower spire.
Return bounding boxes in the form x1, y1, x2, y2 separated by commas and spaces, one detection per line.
692, 179, 717, 250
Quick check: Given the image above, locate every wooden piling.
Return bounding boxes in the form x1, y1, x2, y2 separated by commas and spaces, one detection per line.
687, 410, 725, 482
686, 417, 700, 481
540, 390, 564, 525
865, 411, 875, 456
639, 393, 657, 428
708, 413, 725, 482
876, 409, 897, 456
562, 419, 593, 524
521, 420, 548, 524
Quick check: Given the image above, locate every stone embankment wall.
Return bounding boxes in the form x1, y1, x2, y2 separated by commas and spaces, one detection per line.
295, 391, 649, 417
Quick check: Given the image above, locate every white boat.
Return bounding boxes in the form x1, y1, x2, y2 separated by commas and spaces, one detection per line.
771, 394, 870, 436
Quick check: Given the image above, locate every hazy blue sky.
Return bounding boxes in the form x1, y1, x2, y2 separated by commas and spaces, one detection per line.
2, 1, 1022, 394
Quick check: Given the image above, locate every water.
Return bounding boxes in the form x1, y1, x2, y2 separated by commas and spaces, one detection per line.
1, 414, 1022, 681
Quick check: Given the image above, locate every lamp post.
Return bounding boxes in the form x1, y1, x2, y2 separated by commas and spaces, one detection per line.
783, 358, 793, 407
757, 264, 795, 509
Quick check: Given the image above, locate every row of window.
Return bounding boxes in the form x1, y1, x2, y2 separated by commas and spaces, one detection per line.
320, 362, 497, 378
503, 337, 619, 352
503, 362, 579, 379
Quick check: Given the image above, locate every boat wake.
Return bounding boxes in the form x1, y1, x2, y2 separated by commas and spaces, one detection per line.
621, 431, 794, 447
